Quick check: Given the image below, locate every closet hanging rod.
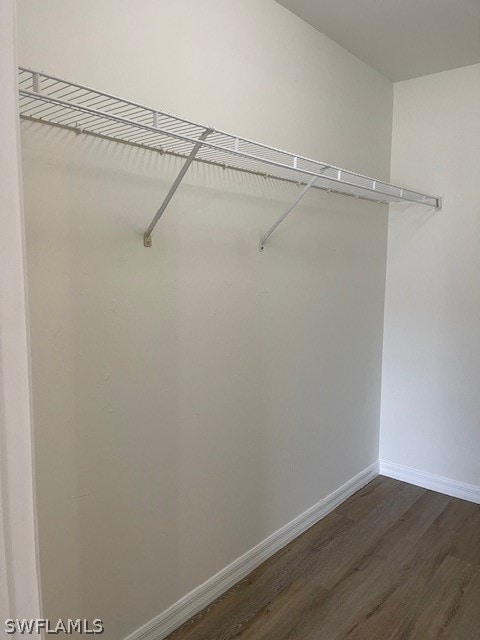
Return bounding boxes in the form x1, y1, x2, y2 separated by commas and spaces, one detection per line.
18, 67, 442, 248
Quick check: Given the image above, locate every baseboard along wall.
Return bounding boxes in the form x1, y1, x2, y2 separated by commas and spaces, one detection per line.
380, 460, 480, 505
125, 458, 480, 640
124, 461, 380, 640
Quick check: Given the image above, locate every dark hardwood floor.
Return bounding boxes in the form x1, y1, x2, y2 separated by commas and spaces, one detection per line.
167, 477, 480, 640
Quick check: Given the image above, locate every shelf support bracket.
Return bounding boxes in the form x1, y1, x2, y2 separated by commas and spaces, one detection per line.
259, 175, 319, 250
143, 128, 212, 247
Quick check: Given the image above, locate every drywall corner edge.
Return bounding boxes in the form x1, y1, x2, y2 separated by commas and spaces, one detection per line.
124, 460, 380, 640
380, 461, 480, 505
0, 0, 42, 628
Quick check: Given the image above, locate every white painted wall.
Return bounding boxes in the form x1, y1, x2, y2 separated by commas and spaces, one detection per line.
381, 64, 480, 488
17, 1, 392, 638
0, 0, 41, 631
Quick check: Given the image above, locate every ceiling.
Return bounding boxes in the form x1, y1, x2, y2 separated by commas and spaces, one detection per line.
276, 0, 480, 81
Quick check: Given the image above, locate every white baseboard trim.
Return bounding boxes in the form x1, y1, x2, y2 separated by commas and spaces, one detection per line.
124, 460, 379, 640
380, 460, 480, 505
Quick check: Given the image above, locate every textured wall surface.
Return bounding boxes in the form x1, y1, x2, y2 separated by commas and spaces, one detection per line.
381, 64, 480, 487
18, 1, 392, 638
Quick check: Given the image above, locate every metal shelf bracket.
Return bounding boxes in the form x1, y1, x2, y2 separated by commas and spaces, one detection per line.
143, 128, 212, 247
259, 175, 319, 250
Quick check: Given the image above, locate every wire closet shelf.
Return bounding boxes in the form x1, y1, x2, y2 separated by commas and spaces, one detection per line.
18, 68, 442, 248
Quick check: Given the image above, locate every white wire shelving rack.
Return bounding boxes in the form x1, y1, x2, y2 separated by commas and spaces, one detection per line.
18, 68, 442, 248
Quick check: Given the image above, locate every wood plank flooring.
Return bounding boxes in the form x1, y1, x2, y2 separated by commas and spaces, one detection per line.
167, 477, 480, 640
